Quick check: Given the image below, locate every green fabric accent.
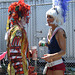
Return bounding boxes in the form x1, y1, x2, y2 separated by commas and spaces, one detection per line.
15, 6, 19, 11
7, 25, 29, 75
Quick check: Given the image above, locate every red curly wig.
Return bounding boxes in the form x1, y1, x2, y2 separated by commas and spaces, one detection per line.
8, 0, 30, 24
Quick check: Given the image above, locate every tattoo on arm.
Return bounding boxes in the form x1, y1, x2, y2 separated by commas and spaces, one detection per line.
63, 33, 67, 38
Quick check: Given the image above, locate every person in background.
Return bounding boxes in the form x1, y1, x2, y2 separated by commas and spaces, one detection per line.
5, 0, 37, 75
39, 0, 70, 75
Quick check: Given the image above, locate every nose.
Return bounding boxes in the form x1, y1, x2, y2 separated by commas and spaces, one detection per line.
47, 16, 50, 20
47, 17, 50, 22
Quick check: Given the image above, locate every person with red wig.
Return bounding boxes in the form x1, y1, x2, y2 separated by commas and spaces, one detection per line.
5, 0, 37, 75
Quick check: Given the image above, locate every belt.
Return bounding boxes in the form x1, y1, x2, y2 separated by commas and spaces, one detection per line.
43, 59, 63, 74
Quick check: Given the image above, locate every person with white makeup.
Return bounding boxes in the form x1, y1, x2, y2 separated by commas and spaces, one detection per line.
5, 0, 37, 75
39, 0, 71, 75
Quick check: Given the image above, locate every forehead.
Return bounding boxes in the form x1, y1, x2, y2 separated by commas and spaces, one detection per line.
47, 15, 53, 17
47, 15, 54, 18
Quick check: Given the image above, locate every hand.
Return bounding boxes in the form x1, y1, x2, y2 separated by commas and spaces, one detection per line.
29, 50, 32, 57
39, 42, 41, 46
28, 66, 37, 75
41, 54, 54, 62
29, 50, 38, 58
29, 50, 32, 54
39, 42, 46, 46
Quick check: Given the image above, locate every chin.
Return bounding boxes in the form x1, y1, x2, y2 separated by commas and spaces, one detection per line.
48, 24, 53, 26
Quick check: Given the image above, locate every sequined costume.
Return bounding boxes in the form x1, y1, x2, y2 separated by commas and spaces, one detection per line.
7, 25, 29, 75
5, 0, 37, 75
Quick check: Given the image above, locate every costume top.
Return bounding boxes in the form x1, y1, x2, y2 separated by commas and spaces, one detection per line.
47, 27, 62, 54
7, 25, 30, 75
47, 35, 61, 54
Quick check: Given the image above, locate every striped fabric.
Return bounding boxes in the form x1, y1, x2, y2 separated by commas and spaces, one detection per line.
7, 25, 30, 75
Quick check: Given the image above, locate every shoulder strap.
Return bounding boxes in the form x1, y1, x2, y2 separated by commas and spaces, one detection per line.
50, 27, 62, 40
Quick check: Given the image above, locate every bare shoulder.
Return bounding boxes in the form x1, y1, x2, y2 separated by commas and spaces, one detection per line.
57, 29, 65, 34
56, 28, 66, 38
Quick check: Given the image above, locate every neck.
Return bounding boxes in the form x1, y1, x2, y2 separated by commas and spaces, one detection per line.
51, 24, 58, 31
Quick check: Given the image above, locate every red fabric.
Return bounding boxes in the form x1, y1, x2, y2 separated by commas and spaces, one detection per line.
16, 71, 24, 74
14, 64, 23, 69
18, 0, 24, 3
11, 58, 22, 63
28, 66, 37, 75
10, 53, 21, 57
0, 51, 7, 60
10, 46, 21, 49
46, 63, 65, 74
8, 0, 30, 24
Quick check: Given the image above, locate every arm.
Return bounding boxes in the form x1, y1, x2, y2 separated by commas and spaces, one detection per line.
41, 29, 66, 62
52, 29, 66, 59
7, 31, 11, 61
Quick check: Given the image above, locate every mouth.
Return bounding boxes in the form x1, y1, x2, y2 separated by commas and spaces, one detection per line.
47, 21, 54, 26
47, 21, 51, 24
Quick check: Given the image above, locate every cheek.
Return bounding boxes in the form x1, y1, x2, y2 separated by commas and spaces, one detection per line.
50, 18, 54, 22
21, 18, 26, 25
47, 19, 54, 22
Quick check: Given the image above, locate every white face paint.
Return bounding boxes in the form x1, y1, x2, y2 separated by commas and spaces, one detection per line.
17, 17, 26, 28
21, 17, 26, 26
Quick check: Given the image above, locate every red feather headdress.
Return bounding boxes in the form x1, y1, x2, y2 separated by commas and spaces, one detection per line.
6, 0, 30, 31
